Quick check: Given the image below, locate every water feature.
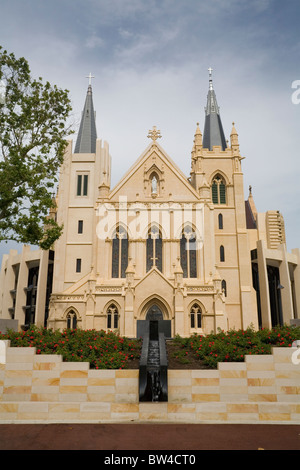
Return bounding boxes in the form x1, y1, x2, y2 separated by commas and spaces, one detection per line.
139, 321, 168, 402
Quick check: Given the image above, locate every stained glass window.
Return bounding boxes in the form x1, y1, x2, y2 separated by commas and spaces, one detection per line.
107, 304, 119, 329
180, 227, 197, 278
78, 220, 83, 233
220, 245, 225, 262
218, 213, 223, 229
190, 304, 201, 328
67, 311, 77, 329
146, 226, 162, 272
76, 258, 81, 272
112, 226, 128, 278
212, 175, 226, 204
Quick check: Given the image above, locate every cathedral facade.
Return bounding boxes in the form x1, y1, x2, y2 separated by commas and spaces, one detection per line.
1, 72, 300, 336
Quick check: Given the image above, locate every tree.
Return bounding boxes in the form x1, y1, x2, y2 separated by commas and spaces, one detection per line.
0, 46, 73, 249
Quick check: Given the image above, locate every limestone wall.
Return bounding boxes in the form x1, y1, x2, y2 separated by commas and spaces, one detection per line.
0, 344, 299, 423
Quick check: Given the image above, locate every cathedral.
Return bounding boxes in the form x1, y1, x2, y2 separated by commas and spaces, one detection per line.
1, 71, 300, 337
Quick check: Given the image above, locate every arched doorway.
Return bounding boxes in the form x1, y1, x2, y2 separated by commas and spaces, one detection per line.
137, 301, 171, 339
146, 304, 164, 321
146, 304, 164, 340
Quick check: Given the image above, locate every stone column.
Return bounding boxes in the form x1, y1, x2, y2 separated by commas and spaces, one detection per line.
292, 248, 300, 318
124, 260, 135, 337
35, 250, 50, 327
174, 258, 184, 336
257, 240, 272, 328
278, 244, 294, 323
14, 246, 32, 328
0, 251, 18, 320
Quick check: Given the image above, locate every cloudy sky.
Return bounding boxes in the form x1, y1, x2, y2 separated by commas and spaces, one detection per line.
0, 0, 299, 261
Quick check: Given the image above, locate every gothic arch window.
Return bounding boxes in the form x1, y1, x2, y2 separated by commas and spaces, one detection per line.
107, 304, 119, 329
146, 226, 162, 272
212, 174, 226, 204
190, 304, 202, 329
221, 279, 227, 297
66, 310, 77, 330
180, 226, 197, 278
220, 245, 225, 262
112, 226, 128, 278
218, 213, 223, 229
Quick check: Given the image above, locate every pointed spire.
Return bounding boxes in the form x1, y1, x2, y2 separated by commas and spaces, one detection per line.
230, 122, 241, 156
75, 78, 97, 154
230, 122, 239, 145
202, 68, 227, 151
247, 185, 258, 223
194, 122, 203, 147
191, 122, 203, 158
174, 256, 183, 286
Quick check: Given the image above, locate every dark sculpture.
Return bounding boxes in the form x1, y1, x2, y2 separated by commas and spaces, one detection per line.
139, 320, 168, 402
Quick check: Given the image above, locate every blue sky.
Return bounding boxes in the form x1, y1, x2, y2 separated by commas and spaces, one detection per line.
0, 0, 299, 261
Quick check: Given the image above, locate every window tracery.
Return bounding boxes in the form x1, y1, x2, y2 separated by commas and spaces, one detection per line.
190, 304, 202, 328
112, 226, 128, 278
212, 174, 226, 204
180, 226, 197, 278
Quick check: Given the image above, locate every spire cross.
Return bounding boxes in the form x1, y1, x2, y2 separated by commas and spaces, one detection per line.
208, 67, 213, 90
147, 125, 162, 142
86, 72, 95, 86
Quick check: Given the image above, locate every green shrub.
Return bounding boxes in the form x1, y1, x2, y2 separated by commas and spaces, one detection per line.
1, 324, 299, 370
174, 325, 300, 368
0, 326, 141, 369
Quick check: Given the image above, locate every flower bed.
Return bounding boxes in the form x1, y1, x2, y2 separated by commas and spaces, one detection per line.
172, 325, 300, 368
0, 327, 141, 369
1, 324, 299, 370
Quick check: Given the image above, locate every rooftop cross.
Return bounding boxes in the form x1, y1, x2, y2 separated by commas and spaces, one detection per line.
202, 67, 227, 150
208, 67, 213, 90
74, 74, 97, 153
147, 125, 162, 142
86, 72, 95, 86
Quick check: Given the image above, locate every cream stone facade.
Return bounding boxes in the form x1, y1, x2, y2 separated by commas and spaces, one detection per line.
1, 73, 300, 336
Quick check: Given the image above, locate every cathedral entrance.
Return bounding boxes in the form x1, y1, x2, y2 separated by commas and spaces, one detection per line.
137, 302, 171, 338
146, 305, 164, 321
146, 305, 164, 341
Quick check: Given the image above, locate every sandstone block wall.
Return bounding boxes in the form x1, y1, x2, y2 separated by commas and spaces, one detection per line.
0, 344, 299, 423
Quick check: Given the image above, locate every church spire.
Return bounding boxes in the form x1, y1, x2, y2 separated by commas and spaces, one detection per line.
74, 74, 97, 153
202, 68, 227, 151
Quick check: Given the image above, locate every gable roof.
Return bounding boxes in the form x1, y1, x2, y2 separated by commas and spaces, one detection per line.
109, 140, 200, 200
134, 265, 175, 290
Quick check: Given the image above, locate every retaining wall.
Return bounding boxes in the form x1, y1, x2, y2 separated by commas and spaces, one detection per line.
0, 344, 299, 423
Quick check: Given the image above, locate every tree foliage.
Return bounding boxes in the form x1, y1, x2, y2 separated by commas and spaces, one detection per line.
0, 46, 73, 249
